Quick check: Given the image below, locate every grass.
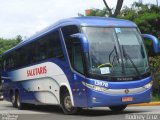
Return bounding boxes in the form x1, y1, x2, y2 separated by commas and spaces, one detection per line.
152, 94, 160, 101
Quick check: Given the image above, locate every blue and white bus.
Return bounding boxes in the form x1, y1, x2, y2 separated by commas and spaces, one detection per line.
1, 17, 159, 114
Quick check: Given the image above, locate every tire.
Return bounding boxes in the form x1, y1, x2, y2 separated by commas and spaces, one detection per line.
11, 93, 17, 107
109, 105, 127, 112
15, 92, 25, 110
61, 92, 79, 115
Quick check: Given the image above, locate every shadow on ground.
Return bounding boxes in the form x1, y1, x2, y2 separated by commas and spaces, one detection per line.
22, 104, 147, 116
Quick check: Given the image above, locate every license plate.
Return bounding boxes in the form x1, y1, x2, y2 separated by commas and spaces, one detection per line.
122, 97, 133, 102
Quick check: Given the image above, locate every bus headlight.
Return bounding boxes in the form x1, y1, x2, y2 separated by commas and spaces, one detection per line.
144, 82, 152, 89
93, 85, 108, 92
82, 82, 108, 93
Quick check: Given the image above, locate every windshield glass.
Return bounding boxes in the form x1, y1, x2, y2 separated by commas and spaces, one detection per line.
82, 27, 149, 78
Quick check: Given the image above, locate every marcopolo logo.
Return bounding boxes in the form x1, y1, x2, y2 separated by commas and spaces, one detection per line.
94, 81, 108, 87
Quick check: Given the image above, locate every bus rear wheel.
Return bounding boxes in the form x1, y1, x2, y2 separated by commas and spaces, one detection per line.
15, 92, 25, 110
61, 92, 79, 115
11, 93, 16, 107
109, 105, 127, 112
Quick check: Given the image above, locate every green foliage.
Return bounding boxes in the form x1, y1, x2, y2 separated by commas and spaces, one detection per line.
152, 93, 160, 101
16, 35, 23, 43
119, 3, 160, 83
119, 2, 160, 37
0, 37, 21, 56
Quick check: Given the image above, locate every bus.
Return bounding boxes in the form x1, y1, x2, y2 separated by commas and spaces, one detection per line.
1, 17, 159, 114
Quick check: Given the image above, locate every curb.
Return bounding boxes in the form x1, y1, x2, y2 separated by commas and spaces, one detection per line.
129, 102, 160, 106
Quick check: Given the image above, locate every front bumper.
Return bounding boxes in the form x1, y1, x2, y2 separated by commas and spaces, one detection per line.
86, 87, 152, 107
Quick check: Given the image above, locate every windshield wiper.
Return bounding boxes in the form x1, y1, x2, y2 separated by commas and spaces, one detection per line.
109, 46, 120, 65
109, 46, 126, 75
121, 45, 141, 77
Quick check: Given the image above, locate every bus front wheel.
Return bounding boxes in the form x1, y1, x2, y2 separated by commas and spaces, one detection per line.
61, 92, 79, 115
109, 105, 127, 112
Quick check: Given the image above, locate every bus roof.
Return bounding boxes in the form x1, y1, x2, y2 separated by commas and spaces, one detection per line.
3, 17, 137, 55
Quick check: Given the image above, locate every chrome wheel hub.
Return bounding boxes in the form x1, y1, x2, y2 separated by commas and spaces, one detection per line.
17, 96, 20, 107
64, 96, 72, 111
11, 95, 15, 103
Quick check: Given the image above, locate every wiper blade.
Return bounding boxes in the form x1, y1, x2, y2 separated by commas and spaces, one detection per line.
121, 45, 141, 77
109, 46, 120, 65
109, 45, 126, 75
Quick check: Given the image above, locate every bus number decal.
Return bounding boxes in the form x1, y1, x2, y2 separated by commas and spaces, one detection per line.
94, 81, 108, 88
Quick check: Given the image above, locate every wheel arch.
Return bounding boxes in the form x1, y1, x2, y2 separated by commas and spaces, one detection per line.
59, 84, 74, 106
15, 89, 19, 95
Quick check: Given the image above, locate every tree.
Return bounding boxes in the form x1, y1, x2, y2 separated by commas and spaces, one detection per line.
156, 0, 159, 6
81, 0, 124, 17
0, 38, 21, 56
103, 0, 124, 17
119, 2, 160, 37
16, 35, 23, 43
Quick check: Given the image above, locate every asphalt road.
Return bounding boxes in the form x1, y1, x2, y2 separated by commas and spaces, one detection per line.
0, 100, 160, 120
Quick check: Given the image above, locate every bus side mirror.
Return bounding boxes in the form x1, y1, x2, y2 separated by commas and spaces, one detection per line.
70, 33, 89, 53
142, 34, 159, 54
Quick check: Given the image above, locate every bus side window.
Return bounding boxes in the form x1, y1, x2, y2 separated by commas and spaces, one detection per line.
6, 56, 10, 70
28, 42, 37, 64
61, 25, 80, 60
9, 55, 14, 69
54, 31, 64, 60
37, 36, 48, 61
48, 31, 64, 61
48, 33, 56, 59
3, 59, 6, 71
61, 25, 84, 74
72, 42, 84, 74
13, 50, 17, 68
22, 46, 29, 66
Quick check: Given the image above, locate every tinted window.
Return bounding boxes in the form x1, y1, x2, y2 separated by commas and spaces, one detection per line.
37, 36, 48, 61
51, 31, 64, 60
61, 25, 80, 60
3, 30, 64, 71
72, 42, 84, 74
61, 25, 84, 74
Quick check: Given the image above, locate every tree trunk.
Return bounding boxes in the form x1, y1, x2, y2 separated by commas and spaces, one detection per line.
103, 0, 124, 17
113, 0, 124, 17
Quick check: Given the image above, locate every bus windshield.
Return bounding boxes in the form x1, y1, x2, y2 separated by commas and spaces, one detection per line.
82, 27, 149, 78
